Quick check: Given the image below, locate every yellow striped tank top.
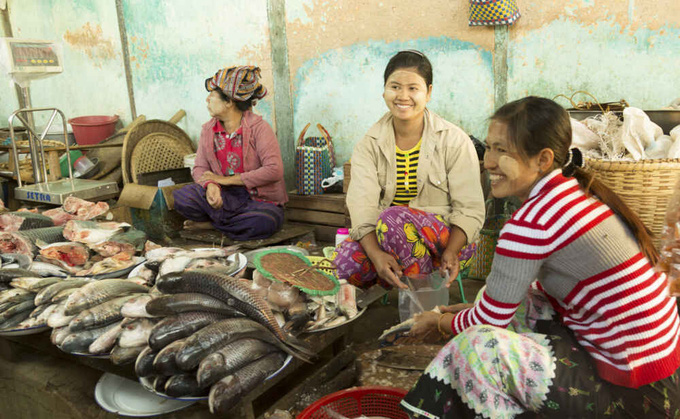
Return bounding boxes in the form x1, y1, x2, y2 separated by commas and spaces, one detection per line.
392, 138, 421, 206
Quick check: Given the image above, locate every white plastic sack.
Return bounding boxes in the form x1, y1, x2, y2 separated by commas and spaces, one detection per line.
621, 107, 664, 160
645, 135, 673, 159
570, 118, 600, 151
668, 125, 680, 158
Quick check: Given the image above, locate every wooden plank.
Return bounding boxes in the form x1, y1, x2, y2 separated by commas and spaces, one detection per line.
313, 224, 338, 243
285, 208, 346, 226
287, 192, 346, 213
179, 222, 315, 249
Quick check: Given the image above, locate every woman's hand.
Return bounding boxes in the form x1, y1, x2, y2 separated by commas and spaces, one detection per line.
370, 250, 405, 289
206, 183, 223, 209
439, 303, 473, 314
410, 310, 443, 340
439, 247, 460, 287
200, 171, 227, 185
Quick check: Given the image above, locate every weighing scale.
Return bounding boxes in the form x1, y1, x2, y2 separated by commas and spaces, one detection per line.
1, 38, 119, 205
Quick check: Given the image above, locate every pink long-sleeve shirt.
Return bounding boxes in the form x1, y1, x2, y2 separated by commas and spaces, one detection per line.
192, 110, 288, 205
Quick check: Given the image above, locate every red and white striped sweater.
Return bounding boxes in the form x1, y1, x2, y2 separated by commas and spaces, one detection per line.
452, 170, 680, 388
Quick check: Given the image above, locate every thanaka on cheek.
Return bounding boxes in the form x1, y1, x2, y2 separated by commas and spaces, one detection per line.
499, 155, 520, 180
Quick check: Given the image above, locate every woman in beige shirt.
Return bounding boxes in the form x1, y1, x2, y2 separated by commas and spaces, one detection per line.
335, 50, 485, 290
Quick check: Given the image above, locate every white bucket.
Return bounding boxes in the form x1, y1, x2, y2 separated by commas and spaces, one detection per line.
183, 153, 196, 170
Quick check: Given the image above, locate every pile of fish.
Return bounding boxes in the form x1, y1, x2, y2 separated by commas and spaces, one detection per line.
0, 268, 46, 330
251, 270, 359, 334
124, 268, 315, 415
42, 196, 110, 226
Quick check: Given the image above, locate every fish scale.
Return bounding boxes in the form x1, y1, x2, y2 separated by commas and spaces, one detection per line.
64, 279, 149, 316
16, 226, 65, 245
197, 338, 280, 388
148, 311, 227, 351
2, 212, 54, 231
145, 293, 244, 317
208, 352, 287, 415
157, 270, 300, 348
34, 279, 91, 306
70, 294, 146, 332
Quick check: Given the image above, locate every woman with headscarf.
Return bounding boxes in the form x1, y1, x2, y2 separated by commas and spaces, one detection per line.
173, 66, 287, 240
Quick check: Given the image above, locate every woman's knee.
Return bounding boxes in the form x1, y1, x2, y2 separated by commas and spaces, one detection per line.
377, 206, 410, 224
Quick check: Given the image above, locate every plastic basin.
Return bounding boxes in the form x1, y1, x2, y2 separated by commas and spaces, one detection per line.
68, 115, 119, 145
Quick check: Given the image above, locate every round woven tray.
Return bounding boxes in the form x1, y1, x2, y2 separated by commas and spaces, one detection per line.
130, 132, 195, 183
254, 250, 340, 295
121, 118, 193, 184
585, 158, 680, 245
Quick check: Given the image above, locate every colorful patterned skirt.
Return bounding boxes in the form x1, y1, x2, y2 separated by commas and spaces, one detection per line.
401, 287, 680, 418
334, 206, 476, 289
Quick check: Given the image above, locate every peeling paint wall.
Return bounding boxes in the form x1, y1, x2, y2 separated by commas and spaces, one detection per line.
0, 0, 678, 178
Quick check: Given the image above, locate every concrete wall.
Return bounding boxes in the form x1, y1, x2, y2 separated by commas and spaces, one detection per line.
1, 0, 678, 181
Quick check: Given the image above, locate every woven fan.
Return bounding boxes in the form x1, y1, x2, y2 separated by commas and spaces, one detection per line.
253, 249, 339, 296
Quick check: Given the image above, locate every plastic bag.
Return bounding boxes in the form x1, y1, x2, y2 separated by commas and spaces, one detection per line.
621, 107, 664, 160
658, 179, 680, 297
645, 135, 673, 159
570, 118, 600, 151
668, 126, 680, 159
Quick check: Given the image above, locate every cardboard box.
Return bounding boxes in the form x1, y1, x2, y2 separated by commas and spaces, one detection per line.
117, 183, 190, 241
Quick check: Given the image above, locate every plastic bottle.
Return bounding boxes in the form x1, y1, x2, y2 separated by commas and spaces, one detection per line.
335, 228, 350, 246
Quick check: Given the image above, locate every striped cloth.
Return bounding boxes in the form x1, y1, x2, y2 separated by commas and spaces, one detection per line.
392, 139, 421, 206
451, 169, 680, 388
205, 66, 267, 102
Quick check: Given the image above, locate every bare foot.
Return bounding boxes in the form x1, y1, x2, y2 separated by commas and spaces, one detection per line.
183, 220, 213, 230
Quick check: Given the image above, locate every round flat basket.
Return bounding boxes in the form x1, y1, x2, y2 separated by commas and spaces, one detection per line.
585, 158, 680, 246
121, 119, 193, 184
130, 133, 195, 183
253, 250, 340, 296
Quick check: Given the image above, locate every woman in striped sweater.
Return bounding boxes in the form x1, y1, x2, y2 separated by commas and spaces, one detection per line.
402, 96, 680, 418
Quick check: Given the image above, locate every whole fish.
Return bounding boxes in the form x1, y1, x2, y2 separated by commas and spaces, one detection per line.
64, 279, 149, 316
69, 294, 146, 332
10, 276, 62, 292
165, 374, 206, 398
38, 242, 90, 267
51, 287, 79, 304
51, 326, 71, 346
153, 375, 170, 393
145, 293, 244, 317
34, 279, 91, 306
0, 268, 39, 283
118, 318, 155, 348
89, 229, 147, 258
176, 318, 311, 370
156, 270, 312, 358
134, 346, 157, 378
47, 302, 75, 328
0, 211, 54, 232
29, 262, 68, 277
60, 322, 120, 353
63, 220, 130, 245
148, 312, 227, 351
0, 253, 32, 269
29, 303, 50, 318
120, 294, 155, 318
209, 352, 287, 415
34, 303, 59, 324
111, 344, 145, 365
0, 288, 33, 304
153, 338, 186, 376
0, 299, 36, 322
197, 338, 279, 388
75, 255, 142, 277
0, 309, 33, 330
89, 321, 123, 355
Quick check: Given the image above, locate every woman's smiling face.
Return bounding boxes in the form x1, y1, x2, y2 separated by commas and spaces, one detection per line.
383, 68, 432, 123
484, 120, 543, 201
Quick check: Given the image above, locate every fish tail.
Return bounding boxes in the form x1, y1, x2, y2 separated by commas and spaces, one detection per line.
282, 333, 316, 359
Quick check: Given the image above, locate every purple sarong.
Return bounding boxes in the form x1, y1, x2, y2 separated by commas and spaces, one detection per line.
173, 184, 283, 241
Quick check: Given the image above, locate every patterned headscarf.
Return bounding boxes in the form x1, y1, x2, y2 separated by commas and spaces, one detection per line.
205, 66, 267, 103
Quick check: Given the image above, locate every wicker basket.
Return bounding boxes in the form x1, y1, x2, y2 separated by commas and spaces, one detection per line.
130, 132, 195, 183
585, 158, 680, 244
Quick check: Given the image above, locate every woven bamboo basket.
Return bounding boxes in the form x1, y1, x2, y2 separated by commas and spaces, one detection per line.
130, 132, 195, 183
585, 158, 680, 245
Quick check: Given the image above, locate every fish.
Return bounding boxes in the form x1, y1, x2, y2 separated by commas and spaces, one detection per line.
63, 220, 130, 245
10, 276, 62, 292
0, 288, 33, 304
69, 294, 146, 332
34, 279, 92, 306
38, 242, 90, 267
51, 287, 79, 304
156, 270, 312, 358
29, 262, 69, 277
197, 338, 280, 388
74, 255, 141, 277
0, 227, 66, 256
64, 279, 149, 316
0, 268, 40, 283
145, 293, 244, 317
110, 344, 145, 365
47, 303, 76, 328
118, 318, 155, 348
209, 352, 287, 415
134, 346, 157, 378
0, 211, 54, 232
89, 229, 147, 258
34, 303, 59, 325
175, 318, 311, 370
0, 253, 32, 269
51, 326, 71, 346
165, 374, 206, 398
148, 311, 227, 351
283, 312, 312, 336
59, 322, 120, 353
88, 321, 123, 354
0, 309, 33, 330
153, 338, 187, 376
0, 299, 36, 322
153, 375, 169, 393
120, 294, 156, 318
61, 196, 110, 219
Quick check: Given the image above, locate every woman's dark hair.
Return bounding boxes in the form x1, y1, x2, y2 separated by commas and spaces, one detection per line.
491, 96, 659, 264
383, 50, 433, 86
215, 86, 264, 111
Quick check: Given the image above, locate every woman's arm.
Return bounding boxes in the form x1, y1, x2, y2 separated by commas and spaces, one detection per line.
360, 231, 406, 289
239, 122, 284, 189
346, 136, 384, 241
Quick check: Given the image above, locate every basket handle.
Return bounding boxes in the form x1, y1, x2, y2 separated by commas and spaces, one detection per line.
297, 123, 311, 147
316, 123, 336, 167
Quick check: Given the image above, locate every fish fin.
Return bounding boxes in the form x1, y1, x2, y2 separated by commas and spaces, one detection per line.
35, 239, 48, 249
282, 333, 316, 358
